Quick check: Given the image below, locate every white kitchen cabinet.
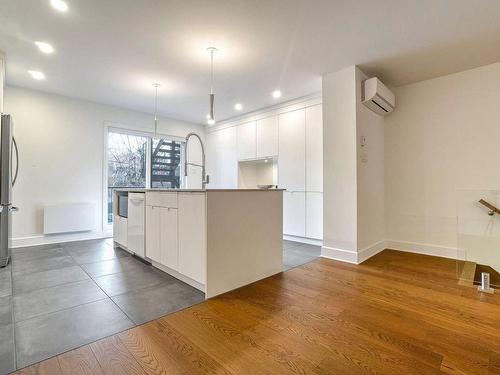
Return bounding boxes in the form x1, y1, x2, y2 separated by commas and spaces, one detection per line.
206, 127, 238, 188
145, 206, 161, 263
306, 105, 323, 192
237, 121, 256, 160
127, 193, 145, 257
256, 116, 278, 158
160, 207, 178, 270
146, 192, 177, 208
283, 191, 305, 237
178, 193, 206, 284
306, 192, 323, 239
113, 215, 128, 247
278, 109, 306, 191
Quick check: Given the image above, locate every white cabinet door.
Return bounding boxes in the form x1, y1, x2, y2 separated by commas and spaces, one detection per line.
206, 127, 238, 188
145, 206, 161, 263
178, 193, 206, 284
283, 191, 305, 237
306, 192, 323, 239
256, 116, 278, 158
160, 207, 178, 270
113, 215, 128, 247
306, 105, 323, 192
278, 109, 306, 191
237, 121, 256, 160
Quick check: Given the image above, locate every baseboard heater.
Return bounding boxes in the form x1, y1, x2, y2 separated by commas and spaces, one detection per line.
43, 203, 95, 234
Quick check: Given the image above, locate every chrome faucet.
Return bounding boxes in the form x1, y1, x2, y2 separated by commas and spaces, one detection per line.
184, 132, 209, 189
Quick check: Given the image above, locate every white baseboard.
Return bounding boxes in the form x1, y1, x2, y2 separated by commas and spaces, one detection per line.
358, 241, 387, 263
283, 235, 323, 246
321, 240, 386, 264
386, 240, 465, 260
321, 246, 358, 264
12, 231, 112, 248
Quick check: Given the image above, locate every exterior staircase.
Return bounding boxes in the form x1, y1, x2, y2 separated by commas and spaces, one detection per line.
151, 139, 181, 188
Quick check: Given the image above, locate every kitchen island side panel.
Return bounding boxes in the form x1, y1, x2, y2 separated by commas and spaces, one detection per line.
206, 190, 283, 298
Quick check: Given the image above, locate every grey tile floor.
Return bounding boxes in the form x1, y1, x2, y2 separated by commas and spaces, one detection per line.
0, 238, 205, 373
282, 240, 321, 271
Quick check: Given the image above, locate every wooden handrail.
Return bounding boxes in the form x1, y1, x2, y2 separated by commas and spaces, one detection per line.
478, 199, 500, 215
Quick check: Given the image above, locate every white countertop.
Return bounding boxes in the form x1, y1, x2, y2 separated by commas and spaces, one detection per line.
114, 188, 285, 193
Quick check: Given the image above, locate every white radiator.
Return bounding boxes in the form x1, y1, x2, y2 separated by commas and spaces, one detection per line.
43, 203, 95, 234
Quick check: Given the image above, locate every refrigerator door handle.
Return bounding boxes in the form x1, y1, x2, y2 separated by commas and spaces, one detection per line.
12, 137, 19, 187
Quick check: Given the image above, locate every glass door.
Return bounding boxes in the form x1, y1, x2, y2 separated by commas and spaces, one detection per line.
107, 130, 148, 224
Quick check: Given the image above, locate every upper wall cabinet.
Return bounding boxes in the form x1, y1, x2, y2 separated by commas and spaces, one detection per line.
256, 117, 278, 158
237, 121, 256, 160
206, 126, 238, 188
306, 105, 323, 192
278, 109, 306, 191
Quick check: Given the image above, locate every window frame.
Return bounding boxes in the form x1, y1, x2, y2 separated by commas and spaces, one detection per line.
102, 124, 185, 233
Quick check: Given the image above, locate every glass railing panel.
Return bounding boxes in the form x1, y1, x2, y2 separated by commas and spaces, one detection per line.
457, 189, 500, 289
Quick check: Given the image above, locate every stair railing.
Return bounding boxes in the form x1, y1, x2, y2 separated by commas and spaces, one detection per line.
478, 199, 500, 216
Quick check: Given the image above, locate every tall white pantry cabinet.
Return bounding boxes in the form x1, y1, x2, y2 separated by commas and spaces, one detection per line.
279, 105, 323, 240
206, 101, 323, 242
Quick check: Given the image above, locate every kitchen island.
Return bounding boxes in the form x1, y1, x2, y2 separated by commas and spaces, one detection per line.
113, 189, 283, 298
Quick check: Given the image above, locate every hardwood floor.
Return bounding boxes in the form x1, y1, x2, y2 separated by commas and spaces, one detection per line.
12, 250, 500, 375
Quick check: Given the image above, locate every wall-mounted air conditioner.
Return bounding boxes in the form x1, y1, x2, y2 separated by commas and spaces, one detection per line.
362, 77, 395, 116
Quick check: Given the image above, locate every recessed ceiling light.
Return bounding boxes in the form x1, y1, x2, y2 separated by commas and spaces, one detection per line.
35, 41, 54, 54
234, 103, 243, 111
28, 70, 45, 80
272, 90, 282, 99
50, 0, 68, 12
207, 118, 215, 125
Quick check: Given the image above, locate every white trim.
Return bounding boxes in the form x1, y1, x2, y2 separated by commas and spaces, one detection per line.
208, 93, 322, 133
12, 231, 112, 248
283, 235, 322, 246
358, 240, 387, 263
321, 246, 358, 264
321, 240, 386, 264
321, 240, 466, 265
386, 240, 466, 260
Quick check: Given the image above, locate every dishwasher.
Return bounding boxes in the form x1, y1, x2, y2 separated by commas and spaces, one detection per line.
127, 192, 145, 258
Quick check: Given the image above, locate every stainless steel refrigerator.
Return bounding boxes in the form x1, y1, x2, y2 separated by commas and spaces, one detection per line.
0, 114, 19, 267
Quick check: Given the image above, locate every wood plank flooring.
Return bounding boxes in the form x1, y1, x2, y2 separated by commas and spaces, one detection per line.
12, 250, 500, 375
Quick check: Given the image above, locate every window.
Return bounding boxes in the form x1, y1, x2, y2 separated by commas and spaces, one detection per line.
106, 128, 184, 224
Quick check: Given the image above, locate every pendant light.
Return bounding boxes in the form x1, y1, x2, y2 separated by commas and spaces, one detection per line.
152, 83, 160, 138
207, 47, 217, 125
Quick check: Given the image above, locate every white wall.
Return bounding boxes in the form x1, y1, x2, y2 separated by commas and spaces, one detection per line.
4, 86, 205, 246
321, 66, 386, 263
385, 62, 500, 258
322, 66, 358, 258
355, 67, 385, 253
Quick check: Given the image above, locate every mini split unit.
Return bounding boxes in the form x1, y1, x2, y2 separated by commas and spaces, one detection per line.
362, 77, 395, 116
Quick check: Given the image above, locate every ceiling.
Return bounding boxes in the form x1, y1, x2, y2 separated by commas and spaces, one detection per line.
2, 0, 500, 124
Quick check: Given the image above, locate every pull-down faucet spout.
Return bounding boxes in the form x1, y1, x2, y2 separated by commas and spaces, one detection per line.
184, 132, 209, 189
